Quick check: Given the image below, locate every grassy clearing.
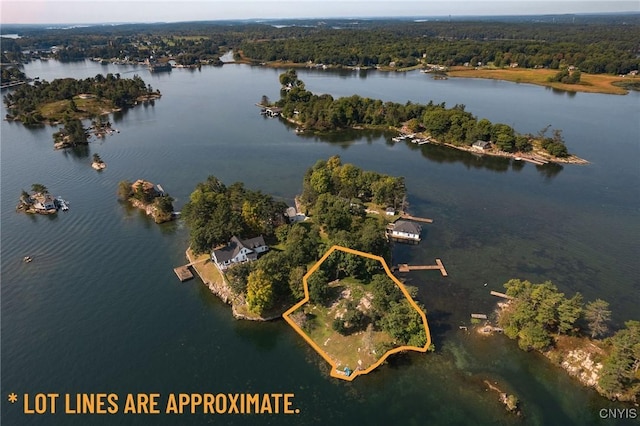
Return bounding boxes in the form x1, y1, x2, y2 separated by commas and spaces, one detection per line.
293, 277, 395, 371
447, 67, 630, 95
37, 96, 116, 122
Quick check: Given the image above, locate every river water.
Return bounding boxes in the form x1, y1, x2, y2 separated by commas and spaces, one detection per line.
1, 60, 638, 425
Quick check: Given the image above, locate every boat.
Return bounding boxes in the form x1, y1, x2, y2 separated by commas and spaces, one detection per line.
56, 196, 69, 211
23, 256, 32, 263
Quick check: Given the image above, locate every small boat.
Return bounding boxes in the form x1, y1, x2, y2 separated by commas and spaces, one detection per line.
23, 256, 32, 263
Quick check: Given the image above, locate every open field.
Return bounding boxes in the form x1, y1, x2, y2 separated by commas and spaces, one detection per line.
447, 67, 633, 95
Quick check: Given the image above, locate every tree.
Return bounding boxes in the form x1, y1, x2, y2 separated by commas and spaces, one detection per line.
288, 266, 306, 300
307, 269, 331, 305
117, 180, 133, 200
31, 183, 48, 194
246, 269, 274, 315
598, 320, 640, 400
585, 299, 611, 338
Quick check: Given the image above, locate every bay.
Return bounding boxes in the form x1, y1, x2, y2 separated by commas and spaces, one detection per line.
1, 60, 638, 425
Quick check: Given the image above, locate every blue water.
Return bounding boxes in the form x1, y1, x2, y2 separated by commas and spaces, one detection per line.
1, 60, 638, 425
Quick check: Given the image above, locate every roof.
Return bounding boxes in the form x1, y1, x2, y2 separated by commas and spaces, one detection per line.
212, 235, 266, 263
285, 206, 297, 217
392, 220, 422, 235
473, 140, 491, 149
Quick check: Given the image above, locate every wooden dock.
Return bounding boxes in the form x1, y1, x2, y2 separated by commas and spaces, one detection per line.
490, 291, 514, 300
396, 258, 448, 277
173, 258, 208, 282
174, 266, 194, 282
471, 313, 488, 320
400, 213, 433, 224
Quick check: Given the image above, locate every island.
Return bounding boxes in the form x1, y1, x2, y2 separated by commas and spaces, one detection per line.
91, 153, 106, 170
117, 179, 174, 223
3, 74, 161, 126
481, 279, 639, 403
180, 156, 417, 319
16, 184, 68, 214
269, 70, 587, 165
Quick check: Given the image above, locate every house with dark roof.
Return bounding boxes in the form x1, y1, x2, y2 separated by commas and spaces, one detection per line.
472, 140, 492, 151
388, 220, 422, 243
211, 235, 269, 270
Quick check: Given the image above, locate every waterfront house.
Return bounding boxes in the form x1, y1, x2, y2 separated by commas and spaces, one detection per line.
285, 206, 306, 223
211, 236, 269, 270
472, 140, 492, 151
388, 220, 421, 243
33, 194, 57, 211
265, 107, 283, 117
385, 207, 396, 216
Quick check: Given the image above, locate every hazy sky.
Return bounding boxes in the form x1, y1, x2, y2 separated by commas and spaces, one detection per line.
1, 1, 637, 24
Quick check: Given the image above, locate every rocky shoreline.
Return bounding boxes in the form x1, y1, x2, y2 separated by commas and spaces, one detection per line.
185, 249, 281, 321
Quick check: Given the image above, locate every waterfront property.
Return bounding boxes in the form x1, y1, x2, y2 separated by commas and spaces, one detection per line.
33, 194, 57, 211
211, 235, 269, 270
387, 220, 422, 243
472, 140, 492, 151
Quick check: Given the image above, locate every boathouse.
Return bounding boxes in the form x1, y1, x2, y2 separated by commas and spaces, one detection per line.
265, 107, 283, 117
211, 235, 269, 270
472, 140, 492, 151
388, 220, 422, 243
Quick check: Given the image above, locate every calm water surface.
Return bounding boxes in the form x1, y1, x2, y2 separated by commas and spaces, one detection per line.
1, 60, 639, 425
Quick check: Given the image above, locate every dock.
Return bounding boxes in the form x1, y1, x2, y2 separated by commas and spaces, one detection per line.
400, 213, 434, 224
173, 258, 208, 282
471, 313, 488, 320
174, 266, 194, 282
396, 258, 448, 277
490, 291, 514, 300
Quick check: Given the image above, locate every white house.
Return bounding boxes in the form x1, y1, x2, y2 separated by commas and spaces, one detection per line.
385, 207, 396, 216
211, 236, 269, 270
389, 220, 421, 243
285, 206, 306, 223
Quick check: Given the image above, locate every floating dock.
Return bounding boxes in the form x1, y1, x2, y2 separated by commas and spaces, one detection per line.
174, 266, 194, 282
471, 313, 488, 320
396, 258, 448, 277
173, 257, 209, 282
400, 213, 434, 224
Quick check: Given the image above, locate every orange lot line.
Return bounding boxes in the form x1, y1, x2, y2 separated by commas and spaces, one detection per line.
282, 245, 432, 381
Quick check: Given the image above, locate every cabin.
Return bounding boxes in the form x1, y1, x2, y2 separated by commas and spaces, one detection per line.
388, 220, 421, 243
385, 207, 396, 216
472, 140, 492, 151
33, 194, 57, 211
211, 235, 269, 270
285, 206, 306, 223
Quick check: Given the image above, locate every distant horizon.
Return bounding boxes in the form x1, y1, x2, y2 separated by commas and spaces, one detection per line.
2, 12, 640, 28
1, 1, 638, 25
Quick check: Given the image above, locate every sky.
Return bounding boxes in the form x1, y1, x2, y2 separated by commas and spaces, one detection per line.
0, 1, 637, 25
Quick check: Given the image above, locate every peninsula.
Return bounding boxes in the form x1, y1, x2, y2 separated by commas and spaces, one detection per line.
271, 70, 587, 165
180, 156, 411, 321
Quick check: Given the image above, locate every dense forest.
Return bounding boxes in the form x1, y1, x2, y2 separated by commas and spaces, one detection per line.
499, 279, 639, 402
3, 74, 158, 124
182, 156, 405, 315
3, 15, 639, 74
275, 70, 569, 157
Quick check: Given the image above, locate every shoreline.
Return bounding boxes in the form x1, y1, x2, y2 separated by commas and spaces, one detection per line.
185, 248, 283, 321
239, 51, 631, 96
283, 115, 588, 165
